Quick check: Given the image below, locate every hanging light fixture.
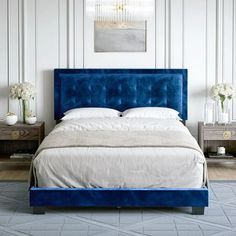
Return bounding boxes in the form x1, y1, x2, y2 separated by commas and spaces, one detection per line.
86, 0, 155, 22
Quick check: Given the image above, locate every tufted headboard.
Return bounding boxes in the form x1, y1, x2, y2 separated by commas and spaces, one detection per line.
54, 69, 188, 120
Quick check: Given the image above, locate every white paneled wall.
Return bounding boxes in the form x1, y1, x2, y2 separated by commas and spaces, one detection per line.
0, 0, 235, 136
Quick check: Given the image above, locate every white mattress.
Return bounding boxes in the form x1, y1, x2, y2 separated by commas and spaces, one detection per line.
33, 118, 206, 188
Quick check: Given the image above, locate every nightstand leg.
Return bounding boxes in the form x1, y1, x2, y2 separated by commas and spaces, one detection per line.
32, 207, 45, 214
192, 207, 205, 215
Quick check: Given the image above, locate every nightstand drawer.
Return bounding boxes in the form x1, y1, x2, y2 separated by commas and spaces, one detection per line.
0, 128, 39, 140
204, 129, 236, 140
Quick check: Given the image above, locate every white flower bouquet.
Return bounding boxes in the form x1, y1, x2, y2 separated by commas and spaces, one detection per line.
209, 83, 235, 110
9, 82, 34, 101
209, 83, 236, 124
9, 82, 35, 123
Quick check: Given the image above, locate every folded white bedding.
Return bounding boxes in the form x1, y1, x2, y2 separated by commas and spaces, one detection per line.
33, 118, 206, 188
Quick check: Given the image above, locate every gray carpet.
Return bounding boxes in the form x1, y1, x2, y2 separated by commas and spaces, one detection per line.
0, 182, 236, 236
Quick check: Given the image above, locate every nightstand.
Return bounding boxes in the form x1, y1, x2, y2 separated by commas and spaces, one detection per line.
198, 122, 236, 164
0, 122, 44, 168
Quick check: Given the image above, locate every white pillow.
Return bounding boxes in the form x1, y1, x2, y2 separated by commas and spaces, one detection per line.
62, 108, 121, 120
122, 107, 180, 119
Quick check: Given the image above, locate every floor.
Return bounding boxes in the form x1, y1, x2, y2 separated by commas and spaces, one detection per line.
0, 181, 235, 236
0, 169, 29, 181
208, 165, 236, 180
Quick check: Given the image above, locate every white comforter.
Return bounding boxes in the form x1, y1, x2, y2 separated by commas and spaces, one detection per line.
33, 118, 206, 188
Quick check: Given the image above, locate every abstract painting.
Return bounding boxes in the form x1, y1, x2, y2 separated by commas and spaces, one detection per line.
94, 21, 147, 52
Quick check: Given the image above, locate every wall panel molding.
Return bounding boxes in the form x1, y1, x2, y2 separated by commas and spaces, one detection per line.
184, 0, 207, 137
74, 0, 84, 68
206, 0, 217, 101
222, 0, 233, 85
0, 0, 9, 118
0, 0, 236, 133
35, 0, 59, 133
170, 0, 183, 68
22, 0, 27, 83
9, 0, 19, 114
182, 0, 185, 68
165, 0, 171, 68
67, 0, 75, 68
58, 0, 68, 68
233, 0, 236, 120
155, 0, 165, 68
216, 0, 224, 83
24, 0, 36, 115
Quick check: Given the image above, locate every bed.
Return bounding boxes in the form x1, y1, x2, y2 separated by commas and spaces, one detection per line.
29, 69, 208, 215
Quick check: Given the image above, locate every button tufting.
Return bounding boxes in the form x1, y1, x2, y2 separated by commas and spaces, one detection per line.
56, 71, 187, 121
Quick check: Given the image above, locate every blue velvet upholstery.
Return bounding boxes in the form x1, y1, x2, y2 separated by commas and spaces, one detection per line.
30, 187, 208, 208
54, 69, 188, 120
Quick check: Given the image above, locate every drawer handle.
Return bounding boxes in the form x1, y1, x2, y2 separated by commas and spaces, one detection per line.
223, 131, 231, 140
11, 131, 20, 140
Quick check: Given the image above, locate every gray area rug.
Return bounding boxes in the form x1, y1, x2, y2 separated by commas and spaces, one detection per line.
0, 181, 236, 236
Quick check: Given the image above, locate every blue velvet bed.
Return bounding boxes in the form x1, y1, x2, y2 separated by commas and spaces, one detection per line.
30, 69, 208, 215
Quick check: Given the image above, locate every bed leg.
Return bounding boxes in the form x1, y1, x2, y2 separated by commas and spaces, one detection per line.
32, 207, 45, 214
192, 207, 204, 215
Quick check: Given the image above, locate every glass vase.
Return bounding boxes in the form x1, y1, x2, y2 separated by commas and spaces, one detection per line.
22, 100, 30, 123
204, 102, 215, 125
217, 99, 231, 124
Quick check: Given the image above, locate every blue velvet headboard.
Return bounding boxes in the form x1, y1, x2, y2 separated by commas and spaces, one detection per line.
54, 69, 188, 120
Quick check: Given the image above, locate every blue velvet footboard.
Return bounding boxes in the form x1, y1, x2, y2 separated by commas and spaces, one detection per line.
30, 187, 208, 208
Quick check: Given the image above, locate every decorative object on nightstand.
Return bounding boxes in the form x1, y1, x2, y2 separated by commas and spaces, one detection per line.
5, 112, 18, 126
9, 82, 35, 123
25, 112, 37, 125
0, 121, 44, 167
217, 146, 226, 155
198, 122, 236, 164
209, 83, 236, 124
204, 102, 215, 124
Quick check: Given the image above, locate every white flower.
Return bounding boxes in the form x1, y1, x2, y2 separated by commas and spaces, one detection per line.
209, 83, 236, 102
9, 82, 35, 101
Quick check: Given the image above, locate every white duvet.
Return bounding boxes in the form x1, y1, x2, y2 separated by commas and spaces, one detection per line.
33, 118, 206, 188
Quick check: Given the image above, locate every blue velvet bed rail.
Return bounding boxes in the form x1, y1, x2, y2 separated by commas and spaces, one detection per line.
30, 187, 208, 208
30, 69, 208, 215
